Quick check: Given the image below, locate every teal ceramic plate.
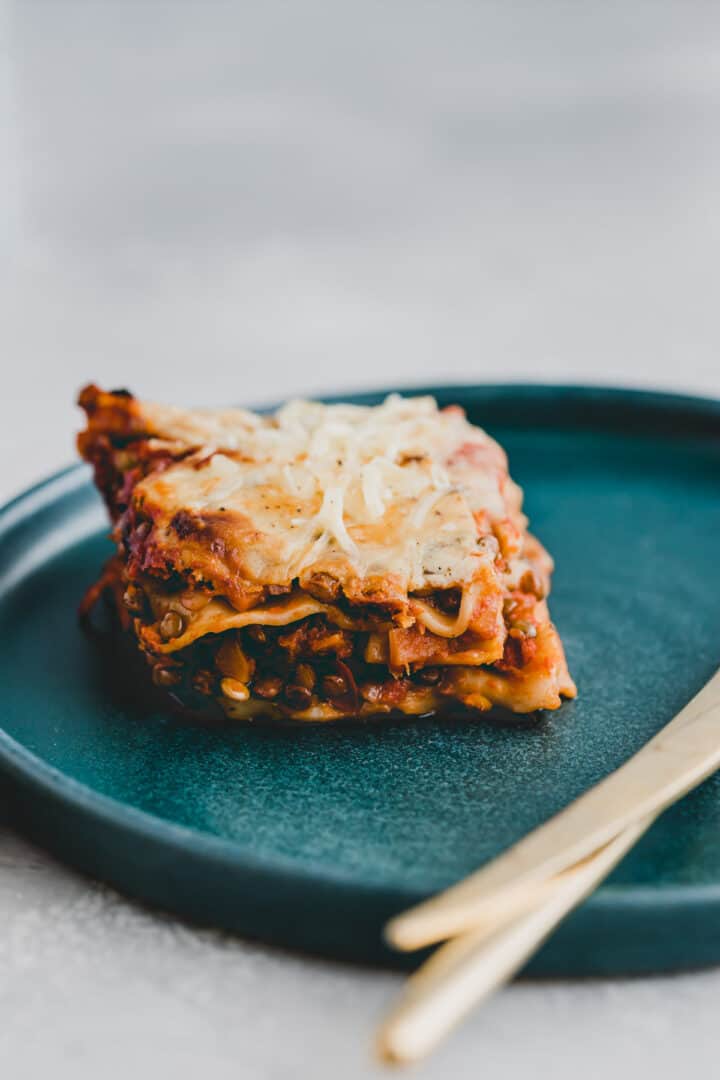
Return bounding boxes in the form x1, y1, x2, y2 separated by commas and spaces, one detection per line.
1, 385, 719, 973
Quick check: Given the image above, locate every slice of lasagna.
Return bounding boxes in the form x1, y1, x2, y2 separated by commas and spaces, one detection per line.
77, 385, 576, 722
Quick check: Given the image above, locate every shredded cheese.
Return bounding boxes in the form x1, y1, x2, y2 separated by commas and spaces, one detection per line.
137, 394, 511, 591
409, 486, 453, 530
313, 484, 358, 558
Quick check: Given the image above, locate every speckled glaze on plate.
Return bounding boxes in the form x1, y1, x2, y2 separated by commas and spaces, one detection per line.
0, 385, 719, 973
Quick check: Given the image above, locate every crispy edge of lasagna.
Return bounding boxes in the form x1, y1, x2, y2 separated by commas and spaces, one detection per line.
77, 384, 577, 722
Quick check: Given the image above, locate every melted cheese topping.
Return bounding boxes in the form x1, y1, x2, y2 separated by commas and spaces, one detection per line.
136, 395, 514, 591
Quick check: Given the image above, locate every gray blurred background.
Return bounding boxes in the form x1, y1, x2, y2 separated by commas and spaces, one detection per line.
2, 5, 720, 1078
2, 0, 719, 500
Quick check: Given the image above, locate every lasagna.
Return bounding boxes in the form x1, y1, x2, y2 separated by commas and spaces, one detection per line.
77, 385, 576, 722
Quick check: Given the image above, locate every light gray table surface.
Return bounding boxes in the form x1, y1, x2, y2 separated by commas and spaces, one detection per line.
2, 2, 719, 1076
